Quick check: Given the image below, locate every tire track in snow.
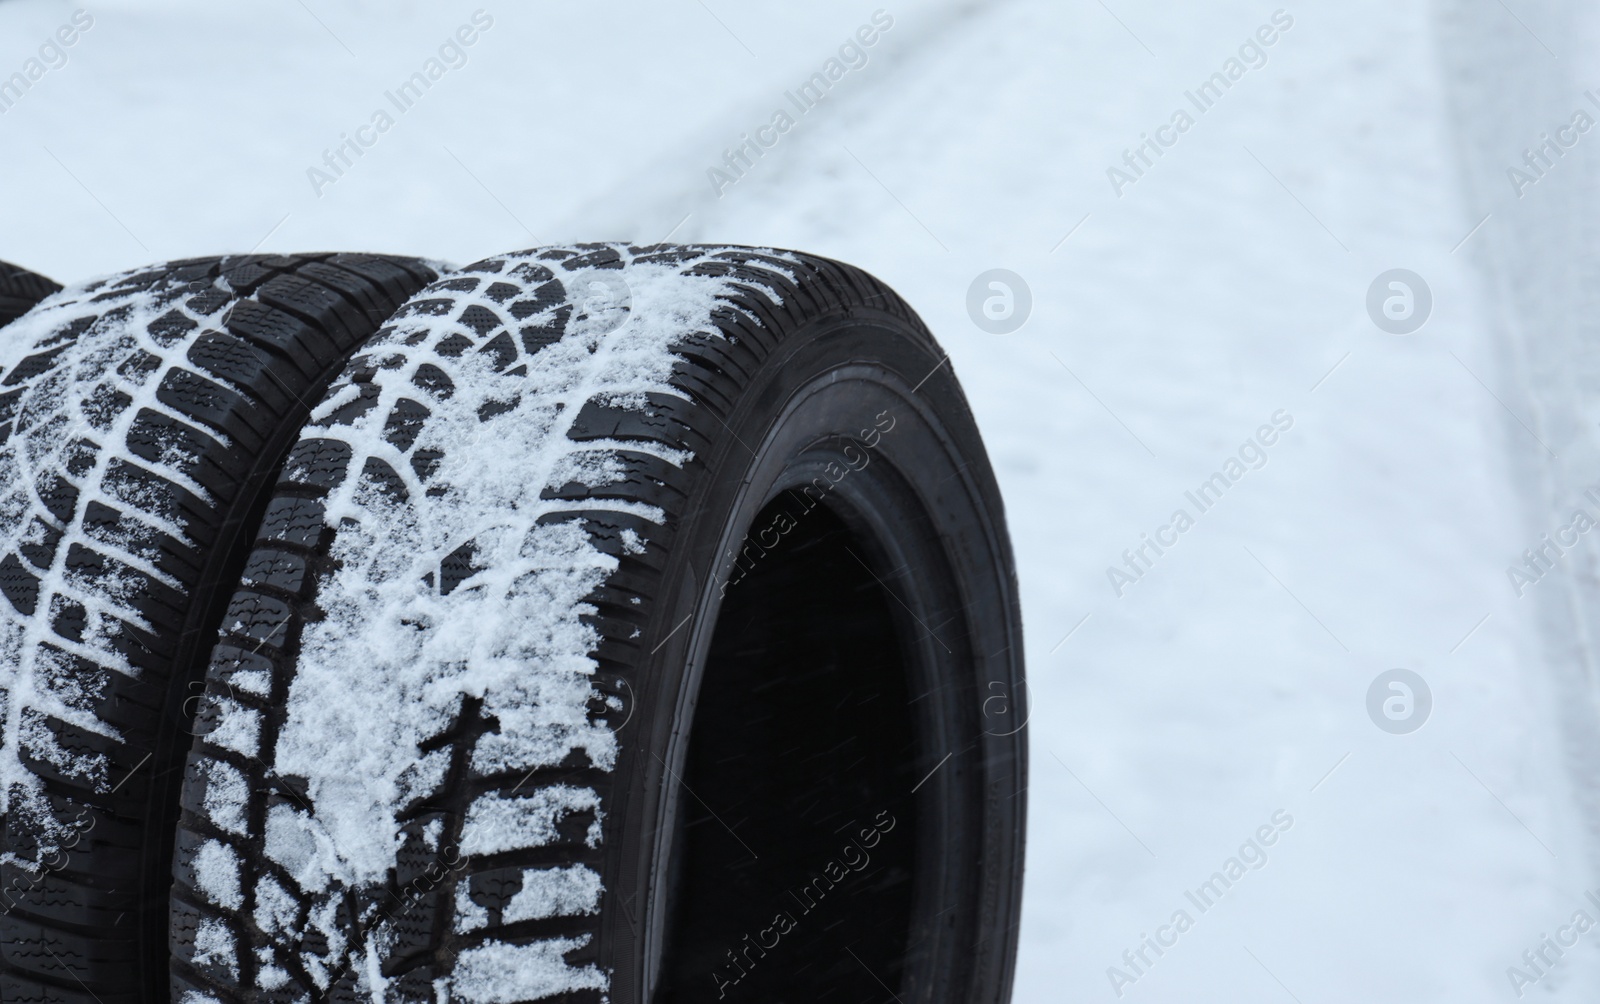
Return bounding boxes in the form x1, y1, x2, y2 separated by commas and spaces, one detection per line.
1436, 0, 1600, 887
549, 0, 1016, 244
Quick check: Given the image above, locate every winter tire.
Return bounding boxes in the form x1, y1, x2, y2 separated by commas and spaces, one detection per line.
0, 253, 437, 1004
0, 261, 63, 330
173, 244, 1026, 1004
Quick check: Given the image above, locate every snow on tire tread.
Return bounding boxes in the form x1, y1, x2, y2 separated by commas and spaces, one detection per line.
0, 252, 436, 1003
174, 244, 799, 1003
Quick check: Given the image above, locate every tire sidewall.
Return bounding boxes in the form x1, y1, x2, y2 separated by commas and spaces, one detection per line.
602, 310, 1026, 1004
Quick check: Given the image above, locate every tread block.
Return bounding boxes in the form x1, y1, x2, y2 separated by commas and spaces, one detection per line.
458, 304, 504, 338
279, 437, 354, 491
0, 553, 41, 615
79, 500, 199, 581
1, 859, 141, 930
327, 254, 437, 302
219, 592, 292, 648
298, 262, 397, 324
65, 544, 184, 622
239, 549, 311, 596
33, 474, 79, 526
561, 246, 624, 271
409, 448, 443, 483
223, 299, 324, 379
0, 913, 136, 979
207, 644, 276, 685
186, 331, 300, 413
541, 450, 688, 505
168, 897, 241, 987
218, 256, 278, 295
124, 409, 239, 500
60, 440, 98, 480
256, 274, 365, 351
45, 597, 85, 644
1, 345, 71, 388
382, 398, 431, 453
505, 261, 552, 283
0, 389, 24, 426
15, 519, 63, 571
101, 460, 204, 547
358, 457, 408, 504
483, 282, 520, 304
411, 364, 454, 401
146, 310, 198, 347
438, 540, 482, 596
185, 287, 233, 316
78, 384, 133, 432
395, 297, 457, 323
154, 370, 262, 453
566, 394, 710, 456
114, 350, 162, 386
537, 510, 671, 564
321, 381, 381, 427
476, 330, 517, 372
255, 497, 328, 550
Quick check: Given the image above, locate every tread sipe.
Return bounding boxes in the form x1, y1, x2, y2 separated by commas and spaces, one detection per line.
173, 244, 1026, 1004
0, 253, 437, 1004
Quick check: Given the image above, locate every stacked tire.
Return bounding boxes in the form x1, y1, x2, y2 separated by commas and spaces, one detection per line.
0, 246, 1025, 1004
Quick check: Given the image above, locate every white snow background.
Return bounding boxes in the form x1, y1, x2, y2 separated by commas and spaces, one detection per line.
4, 0, 1600, 1000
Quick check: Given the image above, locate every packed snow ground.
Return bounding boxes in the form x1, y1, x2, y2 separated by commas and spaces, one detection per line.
3, 0, 1599, 1000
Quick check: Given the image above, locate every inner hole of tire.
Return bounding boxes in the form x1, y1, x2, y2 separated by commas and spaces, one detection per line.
658, 496, 918, 1003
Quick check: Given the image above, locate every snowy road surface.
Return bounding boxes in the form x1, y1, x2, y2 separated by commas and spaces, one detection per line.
3, 0, 1598, 1000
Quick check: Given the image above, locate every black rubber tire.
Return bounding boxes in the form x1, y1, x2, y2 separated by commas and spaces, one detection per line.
0, 253, 437, 1004
172, 244, 1026, 1004
0, 261, 63, 329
